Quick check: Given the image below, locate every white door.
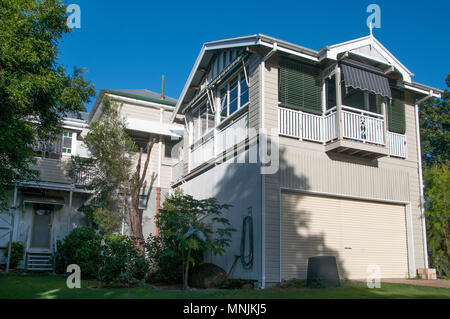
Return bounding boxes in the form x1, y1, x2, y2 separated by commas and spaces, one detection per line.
281, 192, 409, 280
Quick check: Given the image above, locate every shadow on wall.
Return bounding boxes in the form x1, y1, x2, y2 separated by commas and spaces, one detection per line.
208, 141, 348, 282
279, 145, 348, 281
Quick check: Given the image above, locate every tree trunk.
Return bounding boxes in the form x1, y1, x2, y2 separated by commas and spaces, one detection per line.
128, 138, 156, 255
183, 248, 191, 290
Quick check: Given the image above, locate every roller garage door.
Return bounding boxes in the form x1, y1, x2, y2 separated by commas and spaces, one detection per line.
281, 192, 409, 280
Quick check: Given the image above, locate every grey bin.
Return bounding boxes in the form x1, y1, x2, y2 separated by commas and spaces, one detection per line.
306, 256, 341, 287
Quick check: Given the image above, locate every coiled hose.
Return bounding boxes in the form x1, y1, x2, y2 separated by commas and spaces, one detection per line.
240, 216, 254, 269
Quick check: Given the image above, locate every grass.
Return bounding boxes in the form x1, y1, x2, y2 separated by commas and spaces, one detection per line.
0, 273, 449, 299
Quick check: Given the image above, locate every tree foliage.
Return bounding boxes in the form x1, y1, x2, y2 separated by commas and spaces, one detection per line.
146, 189, 235, 288
423, 164, 449, 277
419, 75, 449, 167
0, 0, 96, 203
420, 75, 449, 277
67, 97, 135, 233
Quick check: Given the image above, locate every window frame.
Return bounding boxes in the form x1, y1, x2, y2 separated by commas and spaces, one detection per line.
218, 69, 250, 124
62, 131, 74, 155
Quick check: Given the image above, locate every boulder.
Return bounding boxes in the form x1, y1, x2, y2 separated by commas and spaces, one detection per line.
189, 263, 227, 289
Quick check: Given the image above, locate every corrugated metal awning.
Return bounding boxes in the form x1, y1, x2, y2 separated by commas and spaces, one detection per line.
23, 195, 65, 206
340, 60, 392, 99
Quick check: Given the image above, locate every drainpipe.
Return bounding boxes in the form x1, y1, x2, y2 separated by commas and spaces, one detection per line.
415, 90, 433, 269
259, 43, 278, 289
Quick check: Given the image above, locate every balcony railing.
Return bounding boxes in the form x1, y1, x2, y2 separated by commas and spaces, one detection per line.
388, 131, 407, 158
279, 106, 407, 158
190, 113, 248, 171
341, 105, 384, 145
74, 165, 95, 186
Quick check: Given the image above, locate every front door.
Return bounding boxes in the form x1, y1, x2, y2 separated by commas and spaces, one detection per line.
30, 205, 53, 249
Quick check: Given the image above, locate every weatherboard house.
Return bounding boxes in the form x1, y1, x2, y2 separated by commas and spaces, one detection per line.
0, 33, 442, 288
169, 33, 442, 288
0, 89, 182, 271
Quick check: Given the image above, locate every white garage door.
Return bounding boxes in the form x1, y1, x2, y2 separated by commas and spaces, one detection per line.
281, 192, 409, 280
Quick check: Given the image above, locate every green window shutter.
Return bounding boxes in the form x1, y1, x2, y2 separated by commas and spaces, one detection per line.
388, 90, 406, 134
279, 59, 322, 115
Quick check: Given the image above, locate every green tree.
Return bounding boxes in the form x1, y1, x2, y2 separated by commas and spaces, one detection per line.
146, 189, 235, 289
419, 75, 449, 167
423, 164, 449, 277
419, 75, 449, 276
67, 97, 136, 234
0, 0, 96, 204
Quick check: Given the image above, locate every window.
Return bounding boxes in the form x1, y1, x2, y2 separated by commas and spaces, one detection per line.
326, 76, 336, 109
279, 59, 322, 115
219, 70, 249, 120
164, 137, 180, 158
388, 89, 406, 134
341, 86, 382, 114
191, 100, 214, 142
62, 131, 73, 154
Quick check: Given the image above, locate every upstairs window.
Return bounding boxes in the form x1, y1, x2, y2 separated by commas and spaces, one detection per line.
388, 89, 406, 134
62, 131, 74, 154
220, 70, 249, 121
192, 101, 214, 141
279, 59, 322, 115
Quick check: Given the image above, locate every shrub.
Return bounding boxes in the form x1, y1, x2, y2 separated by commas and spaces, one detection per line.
3, 242, 24, 269
98, 234, 149, 286
53, 227, 102, 278
145, 189, 234, 288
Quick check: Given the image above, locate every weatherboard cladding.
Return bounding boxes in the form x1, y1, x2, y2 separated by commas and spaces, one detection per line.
262, 62, 426, 283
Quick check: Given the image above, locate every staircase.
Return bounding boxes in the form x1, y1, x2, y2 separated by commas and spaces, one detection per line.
26, 252, 53, 272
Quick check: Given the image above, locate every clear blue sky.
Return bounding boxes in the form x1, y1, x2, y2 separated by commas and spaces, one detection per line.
58, 0, 450, 112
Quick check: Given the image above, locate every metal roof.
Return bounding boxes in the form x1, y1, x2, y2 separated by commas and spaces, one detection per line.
108, 89, 177, 104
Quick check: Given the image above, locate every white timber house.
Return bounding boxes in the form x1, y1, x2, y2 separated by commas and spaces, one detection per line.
0, 89, 183, 271
169, 34, 443, 288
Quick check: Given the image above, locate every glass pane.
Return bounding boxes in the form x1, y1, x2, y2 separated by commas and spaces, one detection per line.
240, 72, 249, 106
229, 77, 238, 115
193, 111, 200, 141
220, 87, 228, 120
342, 86, 365, 110
326, 76, 336, 109
200, 105, 207, 136
207, 102, 215, 130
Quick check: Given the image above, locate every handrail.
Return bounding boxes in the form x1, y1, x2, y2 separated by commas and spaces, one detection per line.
341, 105, 384, 119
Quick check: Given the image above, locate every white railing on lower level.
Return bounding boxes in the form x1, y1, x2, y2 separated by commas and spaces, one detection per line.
279, 106, 407, 158
190, 113, 248, 171
388, 132, 407, 158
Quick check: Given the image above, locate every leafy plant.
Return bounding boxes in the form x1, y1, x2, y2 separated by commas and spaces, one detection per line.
146, 189, 235, 289
0, 0, 95, 207
98, 234, 149, 286
424, 163, 449, 277
53, 227, 102, 278
3, 242, 25, 269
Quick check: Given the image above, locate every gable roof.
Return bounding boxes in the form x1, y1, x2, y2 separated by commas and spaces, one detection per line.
171, 34, 443, 121
89, 88, 177, 123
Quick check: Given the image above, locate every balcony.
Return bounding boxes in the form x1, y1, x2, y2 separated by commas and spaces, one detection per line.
279, 106, 407, 159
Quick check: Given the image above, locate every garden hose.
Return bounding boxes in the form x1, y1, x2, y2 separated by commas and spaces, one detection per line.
240, 216, 254, 270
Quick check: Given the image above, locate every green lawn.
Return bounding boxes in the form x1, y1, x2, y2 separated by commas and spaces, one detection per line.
0, 273, 449, 299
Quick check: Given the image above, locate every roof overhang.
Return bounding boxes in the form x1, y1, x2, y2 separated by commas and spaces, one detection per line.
126, 118, 183, 139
